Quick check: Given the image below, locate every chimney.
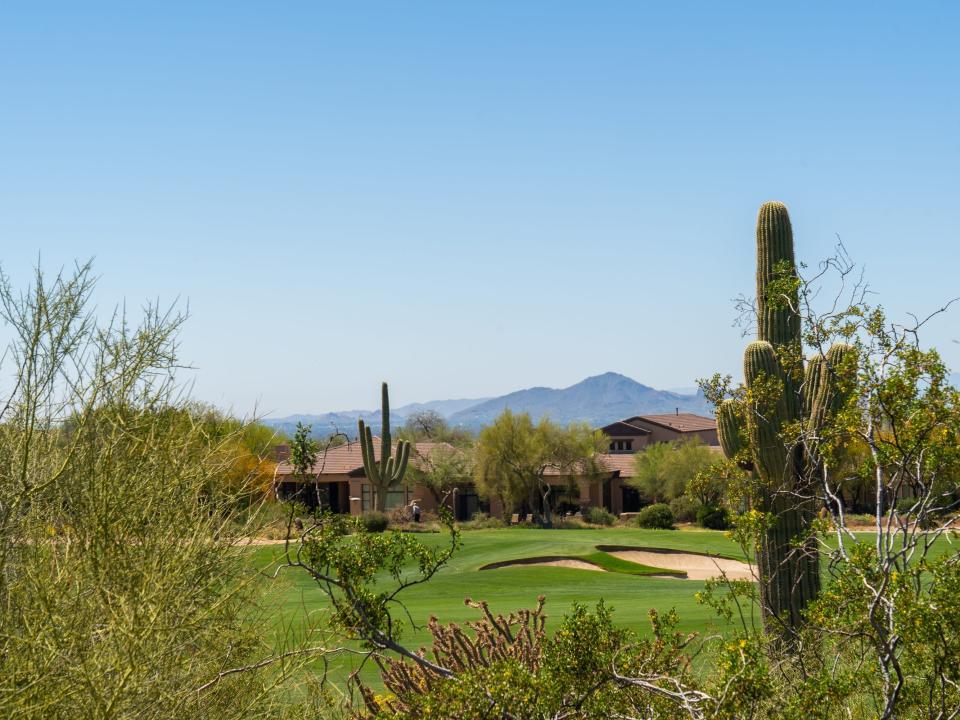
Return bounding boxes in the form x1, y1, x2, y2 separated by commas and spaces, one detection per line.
273, 443, 291, 462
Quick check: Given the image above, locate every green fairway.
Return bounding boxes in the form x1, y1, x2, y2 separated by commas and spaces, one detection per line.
250, 525, 957, 693
250, 526, 757, 689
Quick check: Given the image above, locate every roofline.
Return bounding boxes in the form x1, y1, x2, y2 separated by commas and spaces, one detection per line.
626, 414, 716, 432
600, 420, 651, 435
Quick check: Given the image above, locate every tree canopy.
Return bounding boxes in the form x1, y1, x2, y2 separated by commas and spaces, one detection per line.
473, 410, 605, 526
629, 438, 716, 503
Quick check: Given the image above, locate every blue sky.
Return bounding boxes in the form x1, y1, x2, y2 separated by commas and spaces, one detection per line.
1, 2, 958, 415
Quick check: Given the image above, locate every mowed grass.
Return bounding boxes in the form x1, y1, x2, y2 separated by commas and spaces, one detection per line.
576, 550, 687, 576
249, 526, 755, 689
249, 525, 953, 692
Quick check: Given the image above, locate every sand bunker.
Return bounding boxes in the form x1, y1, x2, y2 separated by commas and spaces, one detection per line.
596, 545, 754, 581
480, 556, 606, 572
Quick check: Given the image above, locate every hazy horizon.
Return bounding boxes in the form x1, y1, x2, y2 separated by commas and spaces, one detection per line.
3, 3, 958, 415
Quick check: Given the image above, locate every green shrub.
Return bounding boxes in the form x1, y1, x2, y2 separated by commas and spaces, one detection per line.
554, 517, 591, 529
360, 510, 389, 533
585, 506, 616, 526
669, 495, 699, 523
895, 496, 918, 515
459, 512, 506, 530
696, 504, 730, 530
637, 503, 675, 529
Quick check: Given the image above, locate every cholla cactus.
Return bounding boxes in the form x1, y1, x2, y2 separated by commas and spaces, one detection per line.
358, 382, 411, 512
357, 596, 547, 716
720, 202, 853, 633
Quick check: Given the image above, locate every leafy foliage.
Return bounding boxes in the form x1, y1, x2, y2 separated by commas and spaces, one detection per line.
473, 410, 605, 526
669, 494, 700, 523
404, 443, 472, 507
0, 262, 290, 719
637, 503, 675, 529
630, 438, 716, 503
696, 504, 730, 530
360, 510, 389, 533
585, 505, 616, 525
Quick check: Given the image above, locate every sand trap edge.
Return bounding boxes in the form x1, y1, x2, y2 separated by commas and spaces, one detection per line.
596, 545, 746, 561
479, 556, 605, 572
597, 546, 754, 581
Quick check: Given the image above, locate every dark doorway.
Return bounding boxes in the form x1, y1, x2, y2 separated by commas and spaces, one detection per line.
621, 485, 642, 513
456, 489, 485, 521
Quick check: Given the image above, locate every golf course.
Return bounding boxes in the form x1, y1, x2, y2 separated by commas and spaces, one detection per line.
251, 525, 757, 688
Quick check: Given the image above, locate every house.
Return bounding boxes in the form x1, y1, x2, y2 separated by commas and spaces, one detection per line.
272, 412, 719, 521
272, 438, 485, 521
548, 412, 720, 515
536, 452, 640, 516
600, 412, 718, 451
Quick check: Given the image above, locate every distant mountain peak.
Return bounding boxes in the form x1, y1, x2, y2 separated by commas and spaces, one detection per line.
261, 373, 711, 438
447, 373, 710, 429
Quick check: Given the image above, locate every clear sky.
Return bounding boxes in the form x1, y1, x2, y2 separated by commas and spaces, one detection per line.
1, 2, 958, 416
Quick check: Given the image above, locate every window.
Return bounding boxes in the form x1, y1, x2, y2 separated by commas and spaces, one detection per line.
385, 488, 408, 510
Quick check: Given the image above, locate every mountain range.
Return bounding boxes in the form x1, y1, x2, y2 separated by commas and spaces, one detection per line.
262, 372, 712, 438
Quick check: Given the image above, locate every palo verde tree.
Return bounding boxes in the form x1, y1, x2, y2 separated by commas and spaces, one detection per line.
358, 382, 411, 512
474, 410, 605, 527
404, 443, 472, 511
710, 201, 854, 637
629, 438, 715, 504
0, 262, 295, 720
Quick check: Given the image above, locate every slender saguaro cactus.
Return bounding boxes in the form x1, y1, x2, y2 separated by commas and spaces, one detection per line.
358, 382, 411, 512
719, 202, 853, 636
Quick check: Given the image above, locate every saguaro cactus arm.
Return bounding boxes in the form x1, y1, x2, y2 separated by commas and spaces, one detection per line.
716, 399, 745, 459
756, 201, 801, 349
805, 343, 856, 437
744, 340, 789, 486
358, 382, 412, 511
358, 420, 381, 485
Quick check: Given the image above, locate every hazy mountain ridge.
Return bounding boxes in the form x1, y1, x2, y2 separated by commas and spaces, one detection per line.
262, 372, 712, 438
447, 372, 712, 429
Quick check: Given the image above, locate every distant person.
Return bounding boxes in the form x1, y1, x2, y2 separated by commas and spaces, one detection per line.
412, 501, 421, 523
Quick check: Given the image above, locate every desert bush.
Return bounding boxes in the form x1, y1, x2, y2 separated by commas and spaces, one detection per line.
637, 503, 675, 529
356, 599, 696, 720
459, 511, 506, 530
585, 506, 616, 526
669, 495, 699, 523
554, 517, 592, 529
0, 263, 290, 720
387, 505, 411, 524
360, 510, 390, 533
696, 504, 730, 530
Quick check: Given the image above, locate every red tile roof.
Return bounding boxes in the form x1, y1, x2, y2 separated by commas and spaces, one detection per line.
626, 413, 717, 433
598, 453, 637, 477
539, 453, 637, 478
274, 437, 454, 477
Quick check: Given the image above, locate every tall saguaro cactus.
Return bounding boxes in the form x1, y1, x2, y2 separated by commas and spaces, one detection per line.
719, 202, 852, 636
358, 382, 411, 512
